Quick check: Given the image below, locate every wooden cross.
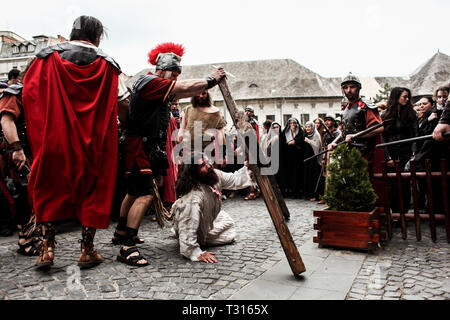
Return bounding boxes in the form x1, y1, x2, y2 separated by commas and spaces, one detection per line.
218, 78, 306, 276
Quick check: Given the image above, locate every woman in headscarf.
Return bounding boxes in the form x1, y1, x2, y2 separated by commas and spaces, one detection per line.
313, 117, 327, 145
264, 122, 284, 191
279, 118, 304, 198
302, 121, 323, 201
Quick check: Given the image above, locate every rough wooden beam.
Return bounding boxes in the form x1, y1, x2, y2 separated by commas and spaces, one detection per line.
218, 78, 305, 276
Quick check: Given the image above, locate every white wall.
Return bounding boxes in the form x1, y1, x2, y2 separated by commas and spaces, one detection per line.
215, 98, 342, 131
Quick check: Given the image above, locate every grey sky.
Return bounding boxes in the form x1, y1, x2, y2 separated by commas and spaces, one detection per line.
2, 0, 448, 78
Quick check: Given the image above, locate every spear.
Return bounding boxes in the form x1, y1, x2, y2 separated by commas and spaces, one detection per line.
376, 132, 450, 148
304, 119, 393, 162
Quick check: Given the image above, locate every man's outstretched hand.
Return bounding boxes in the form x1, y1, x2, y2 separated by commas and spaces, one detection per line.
210, 67, 226, 83
198, 251, 218, 263
433, 123, 450, 141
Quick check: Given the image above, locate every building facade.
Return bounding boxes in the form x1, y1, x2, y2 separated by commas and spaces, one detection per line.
0, 31, 66, 81
126, 52, 449, 130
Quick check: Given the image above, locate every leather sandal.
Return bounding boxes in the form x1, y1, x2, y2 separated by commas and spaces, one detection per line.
35, 239, 55, 268
17, 220, 41, 256
78, 226, 103, 269
117, 246, 149, 267
18, 234, 41, 256
78, 241, 103, 269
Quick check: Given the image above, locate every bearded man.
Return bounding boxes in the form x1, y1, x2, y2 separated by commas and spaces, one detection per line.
327, 73, 384, 172
170, 152, 255, 263
113, 43, 226, 267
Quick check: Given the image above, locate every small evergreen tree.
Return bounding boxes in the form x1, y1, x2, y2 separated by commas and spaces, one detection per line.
323, 144, 377, 211
373, 82, 392, 104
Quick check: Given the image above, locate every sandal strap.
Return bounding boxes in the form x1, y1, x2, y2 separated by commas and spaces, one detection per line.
114, 231, 126, 239
18, 239, 41, 255
120, 247, 145, 261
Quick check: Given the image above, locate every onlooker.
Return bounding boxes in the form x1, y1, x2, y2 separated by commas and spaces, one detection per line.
381, 87, 418, 213
433, 86, 449, 118
302, 121, 323, 201
313, 117, 327, 145
260, 119, 273, 154
279, 117, 304, 198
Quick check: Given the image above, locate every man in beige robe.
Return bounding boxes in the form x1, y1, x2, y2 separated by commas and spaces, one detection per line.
170, 153, 255, 263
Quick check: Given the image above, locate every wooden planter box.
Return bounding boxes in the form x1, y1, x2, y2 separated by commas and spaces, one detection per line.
313, 207, 382, 253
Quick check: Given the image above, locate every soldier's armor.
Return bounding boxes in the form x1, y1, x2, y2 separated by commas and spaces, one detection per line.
36, 41, 121, 71
341, 99, 376, 156
126, 74, 171, 176
0, 84, 30, 157
127, 75, 170, 147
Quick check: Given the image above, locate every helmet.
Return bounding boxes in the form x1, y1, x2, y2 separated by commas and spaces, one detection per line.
341, 72, 361, 88
245, 106, 254, 113
148, 42, 185, 73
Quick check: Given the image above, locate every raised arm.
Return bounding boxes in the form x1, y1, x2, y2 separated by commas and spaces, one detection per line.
171, 68, 226, 100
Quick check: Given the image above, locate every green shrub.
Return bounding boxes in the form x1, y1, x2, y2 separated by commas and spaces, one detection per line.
323, 144, 376, 211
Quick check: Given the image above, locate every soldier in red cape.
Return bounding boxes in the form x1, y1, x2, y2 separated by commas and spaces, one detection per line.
22, 16, 130, 269
112, 42, 226, 267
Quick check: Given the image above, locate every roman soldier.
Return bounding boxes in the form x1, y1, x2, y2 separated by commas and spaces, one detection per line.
328, 73, 384, 171
113, 42, 226, 267
22, 16, 128, 269
0, 69, 39, 256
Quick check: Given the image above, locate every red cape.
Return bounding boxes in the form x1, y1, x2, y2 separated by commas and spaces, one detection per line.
22, 52, 119, 229
163, 115, 178, 203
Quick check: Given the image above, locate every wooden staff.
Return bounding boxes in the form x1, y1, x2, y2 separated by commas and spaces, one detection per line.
217, 78, 306, 276
305, 119, 393, 163
376, 132, 450, 148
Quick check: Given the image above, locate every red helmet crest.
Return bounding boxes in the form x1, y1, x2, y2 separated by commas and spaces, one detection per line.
148, 42, 185, 65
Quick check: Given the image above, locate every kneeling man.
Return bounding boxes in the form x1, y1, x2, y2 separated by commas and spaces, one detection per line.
171, 152, 255, 263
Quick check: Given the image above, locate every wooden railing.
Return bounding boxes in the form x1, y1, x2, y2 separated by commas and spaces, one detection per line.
370, 159, 450, 243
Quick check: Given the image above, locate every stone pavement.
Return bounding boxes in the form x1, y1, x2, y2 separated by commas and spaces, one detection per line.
0, 198, 449, 300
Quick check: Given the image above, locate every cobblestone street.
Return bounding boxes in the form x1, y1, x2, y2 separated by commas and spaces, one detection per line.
0, 198, 449, 300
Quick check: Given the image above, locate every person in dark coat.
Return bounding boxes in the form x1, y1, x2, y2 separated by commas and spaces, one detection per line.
381, 87, 418, 213
279, 118, 304, 198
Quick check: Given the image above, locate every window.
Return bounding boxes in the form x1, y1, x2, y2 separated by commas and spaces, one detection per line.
266, 115, 275, 121
28, 44, 35, 52
249, 83, 258, 88
12, 46, 19, 54
283, 114, 292, 127
20, 45, 26, 53
300, 114, 310, 124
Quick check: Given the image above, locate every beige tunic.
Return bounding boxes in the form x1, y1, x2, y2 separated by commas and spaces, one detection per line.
171, 166, 255, 261
183, 105, 227, 152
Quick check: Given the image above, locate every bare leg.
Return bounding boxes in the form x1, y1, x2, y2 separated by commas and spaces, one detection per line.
121, 194, 137, 219
126, 195, 153, 229
119, 195, 153, 265
114, 194, 136, 238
